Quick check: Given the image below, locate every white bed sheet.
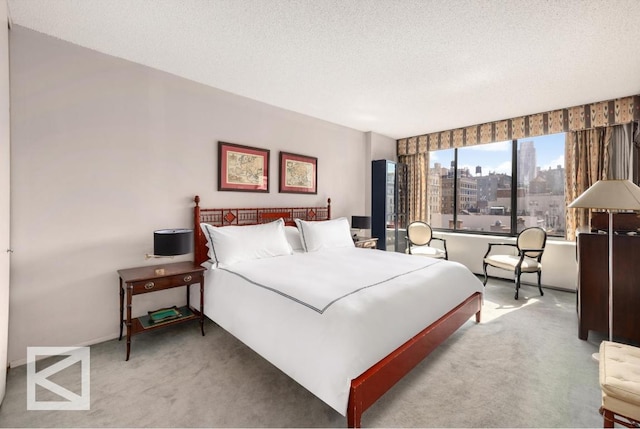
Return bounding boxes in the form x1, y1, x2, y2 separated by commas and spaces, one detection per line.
194, 247, 484, 415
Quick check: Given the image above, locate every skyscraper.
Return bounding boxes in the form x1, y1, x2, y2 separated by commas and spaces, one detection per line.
518, 141, 536, 186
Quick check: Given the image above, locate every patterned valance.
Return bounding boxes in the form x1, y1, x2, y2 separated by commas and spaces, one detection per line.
398, 95, 640, 155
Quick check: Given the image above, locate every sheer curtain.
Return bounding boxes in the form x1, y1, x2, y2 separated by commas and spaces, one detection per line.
608, 123, 633, 179
398, 152, 428, 223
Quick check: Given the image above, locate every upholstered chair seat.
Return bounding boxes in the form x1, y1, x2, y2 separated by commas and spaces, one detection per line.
408, 245, 447, 259
483, 255, 541, 272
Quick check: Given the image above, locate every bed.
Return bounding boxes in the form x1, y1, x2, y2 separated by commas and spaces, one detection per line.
192, 196, 483, 427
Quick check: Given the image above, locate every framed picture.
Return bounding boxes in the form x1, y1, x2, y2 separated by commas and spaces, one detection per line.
218, 141, 270, 192
279, 152, 317, 194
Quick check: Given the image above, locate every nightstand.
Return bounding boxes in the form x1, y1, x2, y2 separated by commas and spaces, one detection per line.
354, 236, 378, 249
117, 261, 206, 361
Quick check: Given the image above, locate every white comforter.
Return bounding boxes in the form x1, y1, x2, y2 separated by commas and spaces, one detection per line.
197, 247, 484, 415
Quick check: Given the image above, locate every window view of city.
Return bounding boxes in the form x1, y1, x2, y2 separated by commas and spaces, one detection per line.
427, 133, 566, 237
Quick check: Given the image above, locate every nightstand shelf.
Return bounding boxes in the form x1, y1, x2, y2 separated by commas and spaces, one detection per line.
354, 236, 378, 249
130, 305, 202, 335
117, 261, 206, 360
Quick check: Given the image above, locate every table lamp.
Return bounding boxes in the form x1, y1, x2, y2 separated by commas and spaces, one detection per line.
351, 216, 371, 238
146, 228, 194, 275
569, 179, 640, 359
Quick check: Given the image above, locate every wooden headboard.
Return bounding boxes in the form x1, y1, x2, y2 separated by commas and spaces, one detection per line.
193, 195, 331, 265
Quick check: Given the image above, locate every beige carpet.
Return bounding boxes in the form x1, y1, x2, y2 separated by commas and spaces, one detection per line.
0, 278, 604, 427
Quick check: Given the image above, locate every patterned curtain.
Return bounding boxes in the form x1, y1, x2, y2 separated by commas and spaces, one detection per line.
565, 127, 612, 240
398, 152, 428, 223
398, 95, 638, 154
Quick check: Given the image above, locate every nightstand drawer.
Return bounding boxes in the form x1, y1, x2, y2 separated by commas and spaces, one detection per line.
131, 273, 198, 294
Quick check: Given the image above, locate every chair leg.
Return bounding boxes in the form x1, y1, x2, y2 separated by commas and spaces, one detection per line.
602, 408, 614, 428
537, 270, 544, 296
482, 262, 488, 286
514, 269, 521, 300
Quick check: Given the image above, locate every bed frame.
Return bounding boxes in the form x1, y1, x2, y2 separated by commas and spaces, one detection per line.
192, 196, 482, 428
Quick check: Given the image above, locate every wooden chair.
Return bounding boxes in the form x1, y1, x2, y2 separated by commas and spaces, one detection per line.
482, 226, 546, 300
406, 221, 448, 259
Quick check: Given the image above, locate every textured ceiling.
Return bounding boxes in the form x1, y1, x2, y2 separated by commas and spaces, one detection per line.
7, 0, 640, 139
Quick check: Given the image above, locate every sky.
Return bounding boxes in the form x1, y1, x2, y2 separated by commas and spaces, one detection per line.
430, 132, 565, 175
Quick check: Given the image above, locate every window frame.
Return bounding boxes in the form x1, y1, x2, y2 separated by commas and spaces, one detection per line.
430, 136, 565, 238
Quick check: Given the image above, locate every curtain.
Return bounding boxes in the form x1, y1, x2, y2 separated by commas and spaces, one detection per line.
565, 127, 612, 240
608, 123, 632, 179
398, 95, 639, 154
398, 152, 428, 223
634, 122, 640, 184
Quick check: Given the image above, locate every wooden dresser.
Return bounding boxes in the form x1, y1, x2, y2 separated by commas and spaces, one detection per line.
577, 231, 640, 345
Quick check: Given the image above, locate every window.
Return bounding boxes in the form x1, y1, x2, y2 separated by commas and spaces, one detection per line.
428, 133, 565, 237
517, 135, 566, 236
457, 141, 512, 233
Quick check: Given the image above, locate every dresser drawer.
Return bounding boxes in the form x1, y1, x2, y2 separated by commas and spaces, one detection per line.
131, 272, 198, 294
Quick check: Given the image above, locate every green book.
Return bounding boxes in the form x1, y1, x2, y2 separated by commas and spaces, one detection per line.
148, 306, 182, 323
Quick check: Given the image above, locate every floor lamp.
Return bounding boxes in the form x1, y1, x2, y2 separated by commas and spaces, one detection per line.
568, 179, 640, 359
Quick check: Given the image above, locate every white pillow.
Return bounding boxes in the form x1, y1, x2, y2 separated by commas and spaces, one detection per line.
284, 226, 304, 252
295, 217, 355, 252
200, 218, 293, 266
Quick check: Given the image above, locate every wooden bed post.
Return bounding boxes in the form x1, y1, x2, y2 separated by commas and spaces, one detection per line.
347, 386, 363, 428
327, 198, 331, 220
193, 195, 205, 265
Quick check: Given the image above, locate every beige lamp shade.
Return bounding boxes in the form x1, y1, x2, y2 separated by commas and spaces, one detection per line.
568, 180, 640, 210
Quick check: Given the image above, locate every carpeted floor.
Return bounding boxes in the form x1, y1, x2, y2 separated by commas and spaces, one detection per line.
0, 277, 604, 428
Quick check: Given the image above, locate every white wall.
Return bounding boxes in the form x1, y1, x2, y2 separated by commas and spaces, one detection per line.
0, 0, 10, 403
364, 131, 396, 215
435, 232, 577, 291
8, 26, 368, 365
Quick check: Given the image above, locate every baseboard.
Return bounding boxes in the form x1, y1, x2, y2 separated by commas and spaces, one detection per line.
478, 273, 576, 293
9, 332, 120, 368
